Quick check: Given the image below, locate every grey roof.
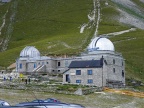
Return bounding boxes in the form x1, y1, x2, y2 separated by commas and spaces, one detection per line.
69, 60, 103, 68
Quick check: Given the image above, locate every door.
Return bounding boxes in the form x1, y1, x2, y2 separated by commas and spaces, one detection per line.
66, 74, 70, 83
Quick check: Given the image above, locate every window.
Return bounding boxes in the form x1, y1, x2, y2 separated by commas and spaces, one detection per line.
88, 79, 93, 84
76, 70, 81, 75
58, 62, 60, 66
76, 80, 81, 83
42, 62, 44, 65
34, 63, 37, 68
87, 70, 92, 75
122, 61, 123, 66
65, 60, 68, 67
47, 62, 49, 64
19, 63, 22, 69
113, 68, 115, 73
113, 59, 115, 64
58, 70, 60, 72
122, 70, 124, 77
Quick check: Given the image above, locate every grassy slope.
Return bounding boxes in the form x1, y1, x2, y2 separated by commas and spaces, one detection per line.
0, 0, 143, 82
0, 3, 10, 42
99, 0, 144, 82
10, 0, 93, 50
0, 0, 94, 66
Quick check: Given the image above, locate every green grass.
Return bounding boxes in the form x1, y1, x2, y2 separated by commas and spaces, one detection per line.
0, 0, 94, 67
98, 0, 144, 83
0, 88, 144, 108
110, 29, 144, 82
9, 0, 93, 49
99, 2, 130, 34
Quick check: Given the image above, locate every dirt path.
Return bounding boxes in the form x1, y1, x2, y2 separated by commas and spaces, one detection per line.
1, 0, 18, 52
94, 0, 100, 37
80, 0, 100, 36
0, 10, 8, 36
104, 28, 136, 37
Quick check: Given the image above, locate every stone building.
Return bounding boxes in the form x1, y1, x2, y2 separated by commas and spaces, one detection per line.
16, 36, 125, 87
16, 46, 78, 74
63, 37, 125, 87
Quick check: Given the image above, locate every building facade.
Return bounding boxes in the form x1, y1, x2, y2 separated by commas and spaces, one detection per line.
16, 46, 80, 74
16, 37, 125, 87
63, 51, 125, 87
63, 37, 125, 87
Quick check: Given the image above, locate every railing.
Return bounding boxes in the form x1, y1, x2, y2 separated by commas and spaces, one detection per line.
32, 65, 45, 72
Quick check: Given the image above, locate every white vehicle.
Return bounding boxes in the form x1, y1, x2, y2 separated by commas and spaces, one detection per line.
0, 100, 10, 106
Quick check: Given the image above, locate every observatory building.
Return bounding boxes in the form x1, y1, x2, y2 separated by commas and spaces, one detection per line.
63, 37, 125, 87
16, 46, 77, 74
16, 37, 125, 87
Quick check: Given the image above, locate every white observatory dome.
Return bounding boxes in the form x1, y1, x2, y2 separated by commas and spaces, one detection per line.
88, 37, 115, 51
20, 46, 40, 58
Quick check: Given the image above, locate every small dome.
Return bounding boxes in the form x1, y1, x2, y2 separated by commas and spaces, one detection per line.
88, 37, 115, 51
20, 46, 40, 58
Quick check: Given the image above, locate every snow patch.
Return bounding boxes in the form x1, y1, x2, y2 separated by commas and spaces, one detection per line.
88, 14, 95, 21
80, 24, 88, 33
105, 2, 108, 6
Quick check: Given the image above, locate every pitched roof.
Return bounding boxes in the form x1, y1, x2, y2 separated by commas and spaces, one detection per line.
7, 62, 16, 69
69, 60, 103, 68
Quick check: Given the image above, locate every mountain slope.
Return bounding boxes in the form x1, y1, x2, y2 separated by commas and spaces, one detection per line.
0, 0, 144, 82
0, 0, 94, 65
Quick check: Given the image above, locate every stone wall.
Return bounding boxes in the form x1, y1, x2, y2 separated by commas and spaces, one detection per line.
63, 68, 103, 87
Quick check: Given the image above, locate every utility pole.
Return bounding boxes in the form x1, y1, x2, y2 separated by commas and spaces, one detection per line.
101, 56, 104, 87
